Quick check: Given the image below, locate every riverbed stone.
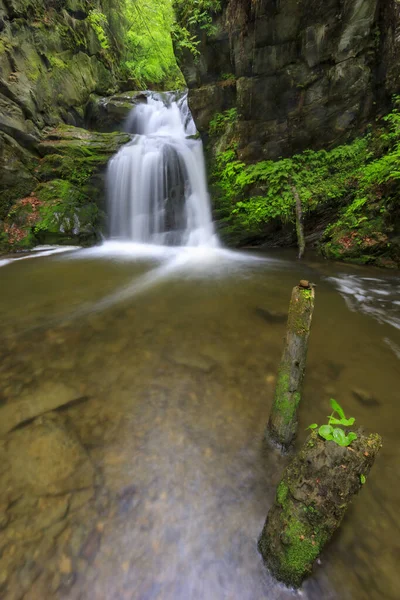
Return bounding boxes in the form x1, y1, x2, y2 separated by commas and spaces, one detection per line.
0, 381, 84, 436
7, 414, 94, 495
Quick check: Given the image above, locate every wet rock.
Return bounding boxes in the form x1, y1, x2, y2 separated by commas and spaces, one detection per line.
7, 414, 94, 495
85, 91, 149, 132
0, 381, 86, 436
352, 388, 381, 407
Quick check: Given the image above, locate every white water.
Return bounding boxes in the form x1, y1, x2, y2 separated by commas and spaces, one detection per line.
107, 92, 218, 247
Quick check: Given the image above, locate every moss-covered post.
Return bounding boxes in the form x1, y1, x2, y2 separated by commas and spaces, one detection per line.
258, 430, 382, 588
266, 281, 315, 450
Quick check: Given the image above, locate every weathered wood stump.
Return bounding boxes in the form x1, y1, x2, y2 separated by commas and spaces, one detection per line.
258, 430, 382, 588
266, 281, 315, 450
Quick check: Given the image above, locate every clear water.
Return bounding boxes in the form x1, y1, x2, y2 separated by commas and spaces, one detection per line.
0, 244, 399, 600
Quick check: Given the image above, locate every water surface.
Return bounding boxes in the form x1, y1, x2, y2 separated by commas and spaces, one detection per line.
0, 244, 399, 600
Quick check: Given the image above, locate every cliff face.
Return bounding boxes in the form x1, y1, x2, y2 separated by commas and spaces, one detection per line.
0, 0, 135, 247
0, 0, 128, 222
181, 0, 399, 161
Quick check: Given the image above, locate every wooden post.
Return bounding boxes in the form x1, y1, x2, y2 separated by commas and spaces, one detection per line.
266, 280, 315, 450
258, 430, 382, 588
292, 185, 305, 259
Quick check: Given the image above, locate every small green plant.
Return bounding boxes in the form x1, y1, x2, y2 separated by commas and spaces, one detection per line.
307, 399, 357, 447
360, 474, 366, 484
88, 10, 111, 50
209, 108, 238, 135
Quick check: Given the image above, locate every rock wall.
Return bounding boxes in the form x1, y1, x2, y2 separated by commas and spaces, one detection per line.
0, 0, 128, 233
181, 0, 400, 161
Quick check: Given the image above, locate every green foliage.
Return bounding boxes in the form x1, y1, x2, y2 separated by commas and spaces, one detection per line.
88, 9, 111, 50
209, 109, 238, 135
307, 400, 357, 447
211, 98, 400, 262
173, 0, 222, 58
121, 0, 184, 88
213, 138, 368, 232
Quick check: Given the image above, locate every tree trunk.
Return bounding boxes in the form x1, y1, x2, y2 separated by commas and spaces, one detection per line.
266, 281, 315, 450
258, 430, 382, 588
292, 185, 305, 260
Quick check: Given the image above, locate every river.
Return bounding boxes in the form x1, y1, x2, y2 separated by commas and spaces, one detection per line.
0, 243, 399, 599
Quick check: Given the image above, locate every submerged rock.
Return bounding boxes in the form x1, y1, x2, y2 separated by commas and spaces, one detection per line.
0, 380, 86, 436
352, 388, 381, 407
7, 413, 94, 495
255, 307, 287, 325
169, 349, 216, 373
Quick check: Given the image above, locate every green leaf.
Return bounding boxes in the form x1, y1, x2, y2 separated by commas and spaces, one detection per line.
332, 427, 348, 446
347, 432, 357, 444
328, 416, 356, 427
318, 424, 334, 441
307, 423, 318, 430
360, 474, 366, 484
330, 398, 345, 419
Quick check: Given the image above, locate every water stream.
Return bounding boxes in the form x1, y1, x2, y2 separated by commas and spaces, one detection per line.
107, 92, 217, 247
0, 95, 399, 600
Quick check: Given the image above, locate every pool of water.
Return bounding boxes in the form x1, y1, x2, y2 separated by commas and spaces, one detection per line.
0, 243, 399, 600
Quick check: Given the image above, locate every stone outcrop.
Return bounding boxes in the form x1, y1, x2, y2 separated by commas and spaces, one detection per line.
85, 91, 149, 132
181, 0, 399, 161
2, 125, 130, 247
0, 0, 132, 247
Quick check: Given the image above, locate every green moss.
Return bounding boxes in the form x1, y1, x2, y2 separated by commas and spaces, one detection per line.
273, 370, 299, 427
33, 179, 102, 243
287, 289, 313, 336
280, 514, 323, 586
88, 10, 111, 51
276, 482, 289, 506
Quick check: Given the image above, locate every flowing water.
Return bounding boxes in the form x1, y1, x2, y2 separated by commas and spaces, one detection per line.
107, 92, 217, 247
0, 245, 399, 600
1, 94, 400, 599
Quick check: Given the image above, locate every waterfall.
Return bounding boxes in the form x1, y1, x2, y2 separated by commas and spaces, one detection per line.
107, 92, 218, 247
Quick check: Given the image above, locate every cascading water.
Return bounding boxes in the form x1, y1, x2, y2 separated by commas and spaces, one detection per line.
107, 92, 218, 247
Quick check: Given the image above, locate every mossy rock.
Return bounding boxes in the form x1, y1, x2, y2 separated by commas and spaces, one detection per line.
33, 179, 103, 243
0, 132, 38, 220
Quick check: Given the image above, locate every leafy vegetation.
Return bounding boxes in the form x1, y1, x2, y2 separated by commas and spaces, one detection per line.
121, 0, 184, 88
307, 400, 357, 447
172, 0, 222, 58
209, 109, 238, 135
210, 99, 400, 266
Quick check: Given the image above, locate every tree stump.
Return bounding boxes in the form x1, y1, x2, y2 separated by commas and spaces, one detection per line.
266, 281, 315, 450
258, 430, 382, 588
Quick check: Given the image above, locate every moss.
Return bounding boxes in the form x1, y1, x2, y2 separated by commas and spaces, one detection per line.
276, 482, 289, 506
287, 287, 314, 336
280, 512, 325, 586
273, 369, 301, 428
32, 180, 102, 244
